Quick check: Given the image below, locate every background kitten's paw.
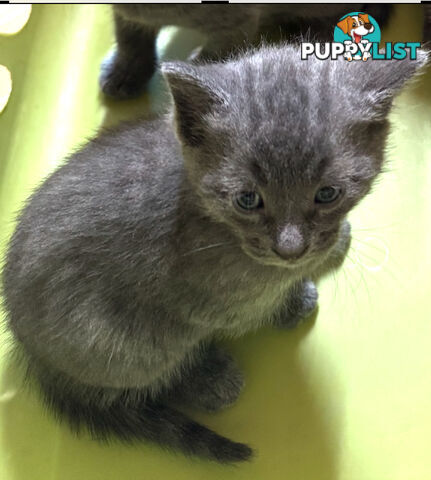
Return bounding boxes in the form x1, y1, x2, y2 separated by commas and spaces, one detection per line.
275, 280, 318, 329
99, 49, 154, 99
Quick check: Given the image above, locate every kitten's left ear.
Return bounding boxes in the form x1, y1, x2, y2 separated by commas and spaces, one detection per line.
349, 50, 429, 118
161, 62, 227, 147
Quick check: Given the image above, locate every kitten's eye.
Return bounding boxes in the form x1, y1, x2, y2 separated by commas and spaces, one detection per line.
234, 191, 263, 211
315, 186, 342, 204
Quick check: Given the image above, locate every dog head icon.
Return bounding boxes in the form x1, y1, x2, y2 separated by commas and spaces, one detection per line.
337, 13, 375, 43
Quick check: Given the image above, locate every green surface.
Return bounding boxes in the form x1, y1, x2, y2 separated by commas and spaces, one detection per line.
0, 5, 430, 480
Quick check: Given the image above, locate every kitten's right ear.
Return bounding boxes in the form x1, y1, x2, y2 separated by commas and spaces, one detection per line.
161, 62, 227, 147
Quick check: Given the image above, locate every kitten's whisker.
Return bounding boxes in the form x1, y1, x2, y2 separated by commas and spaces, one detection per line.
352, 222, 401, 233
344, 254, 360, 308
182, 242, 235, 257
350, 239, 402, 281
348, 245, 403, 290
353, 244, 389, 267
351, 236, 388, 253
350, 246, 387, 265
349, 247, 383, 263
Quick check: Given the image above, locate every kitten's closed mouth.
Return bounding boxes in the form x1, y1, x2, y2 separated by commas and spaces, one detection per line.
242, 244, 310, 269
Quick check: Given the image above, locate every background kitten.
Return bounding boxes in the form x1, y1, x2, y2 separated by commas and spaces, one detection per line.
2, 45, 427, 462
100, 4, 392, 99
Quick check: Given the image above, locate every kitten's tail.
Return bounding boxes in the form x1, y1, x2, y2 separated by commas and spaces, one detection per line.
102, 401, 253, 463
38, 376, 253, 463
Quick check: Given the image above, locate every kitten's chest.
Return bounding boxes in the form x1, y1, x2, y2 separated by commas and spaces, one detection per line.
219, 276, 291, 335
175, 254, 294, 336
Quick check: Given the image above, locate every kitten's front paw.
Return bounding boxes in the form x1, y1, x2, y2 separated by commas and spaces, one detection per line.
99, 49, 155, 99
296, 280, 319, 318
274, 280, 318, 329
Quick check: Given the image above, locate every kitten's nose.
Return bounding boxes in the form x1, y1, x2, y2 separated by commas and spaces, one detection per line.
273, 225, 307, 260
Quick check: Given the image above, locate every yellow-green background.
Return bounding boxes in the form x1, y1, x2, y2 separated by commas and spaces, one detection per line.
0, 5, 430, 480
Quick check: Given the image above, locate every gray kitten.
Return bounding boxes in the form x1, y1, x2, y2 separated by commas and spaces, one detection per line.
2, 45, 426, 463
100, 4, 392, 98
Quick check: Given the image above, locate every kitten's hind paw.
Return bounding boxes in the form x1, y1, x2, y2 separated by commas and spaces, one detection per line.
193, 359, 244, 413
99, 49, 155, 99
274, 280, 318, 329
168, 345, 245, 413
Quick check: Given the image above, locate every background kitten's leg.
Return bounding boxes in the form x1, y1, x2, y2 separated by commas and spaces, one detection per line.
166, 343, 244, 412
100, 13, 158, 99
273, 280, 319, 329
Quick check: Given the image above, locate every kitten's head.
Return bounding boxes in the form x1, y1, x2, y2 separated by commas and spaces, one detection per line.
162, 45, 427, 269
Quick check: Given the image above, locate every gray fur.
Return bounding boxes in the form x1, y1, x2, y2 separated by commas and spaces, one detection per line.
100, 4, 392, 98
2, 44, 427, 462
